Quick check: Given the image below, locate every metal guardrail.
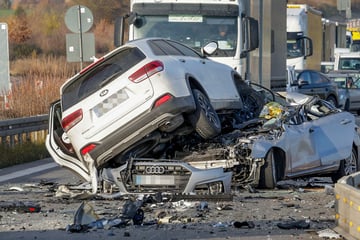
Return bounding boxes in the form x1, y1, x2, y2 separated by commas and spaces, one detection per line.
0, 115, 48, 146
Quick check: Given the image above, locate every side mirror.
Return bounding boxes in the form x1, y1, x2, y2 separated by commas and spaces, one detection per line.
297, 36, 313, 58
201, 41, 218, 56
298, 80, 309, 86
240, 16, 259, 58
129, 13, 144, 28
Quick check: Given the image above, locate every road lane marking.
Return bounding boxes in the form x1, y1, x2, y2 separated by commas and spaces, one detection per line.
0, 162, 57, 183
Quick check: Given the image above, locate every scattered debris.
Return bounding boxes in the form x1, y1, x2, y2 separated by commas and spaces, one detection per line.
277, 219, 310, 230
317, 228, 342, 239
0, 201, 41, 213
66, 197, 145, 233
233, 221, 255, 229
55, 185, 94, 200
8, 186, 24, 192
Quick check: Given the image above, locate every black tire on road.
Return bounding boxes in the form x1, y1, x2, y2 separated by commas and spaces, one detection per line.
188, 89, 221, 139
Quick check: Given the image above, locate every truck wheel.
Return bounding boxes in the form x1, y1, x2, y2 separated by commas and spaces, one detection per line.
332, 146, 358, 183
188, 89, 221, 139
258, 149, 283, 189
326, 96, 337, 108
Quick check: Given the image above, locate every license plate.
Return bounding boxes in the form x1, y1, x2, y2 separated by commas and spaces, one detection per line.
135, 175, 175, 185
92, 89, 129, 117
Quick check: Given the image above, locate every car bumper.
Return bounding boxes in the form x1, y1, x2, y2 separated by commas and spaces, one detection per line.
101, 158, 232, 194
87, 95, 195, 167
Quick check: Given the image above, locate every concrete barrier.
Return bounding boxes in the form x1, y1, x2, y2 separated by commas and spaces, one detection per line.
334, 172, 360, 240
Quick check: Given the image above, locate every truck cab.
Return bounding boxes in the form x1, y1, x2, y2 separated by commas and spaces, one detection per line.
334, 52, 360, 71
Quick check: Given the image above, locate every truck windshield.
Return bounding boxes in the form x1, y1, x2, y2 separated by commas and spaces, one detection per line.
339, 58, 360, 70
133, 15, 237, 57
287, 32, 304, 59
287, 40, 303, 59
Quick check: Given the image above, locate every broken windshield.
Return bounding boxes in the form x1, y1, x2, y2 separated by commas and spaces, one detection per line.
132, 15, 237, 57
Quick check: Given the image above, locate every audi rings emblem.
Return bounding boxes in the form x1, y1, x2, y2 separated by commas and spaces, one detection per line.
145, 165, 165, 174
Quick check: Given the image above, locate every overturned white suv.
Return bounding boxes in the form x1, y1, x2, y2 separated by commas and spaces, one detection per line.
45, 38, 262, 195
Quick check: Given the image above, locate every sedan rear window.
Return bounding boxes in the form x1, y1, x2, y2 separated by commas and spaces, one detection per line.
61, 47, 146, 111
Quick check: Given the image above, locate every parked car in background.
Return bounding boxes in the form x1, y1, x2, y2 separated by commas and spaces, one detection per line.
327, 72, 360, 114
295, 69, 340, 108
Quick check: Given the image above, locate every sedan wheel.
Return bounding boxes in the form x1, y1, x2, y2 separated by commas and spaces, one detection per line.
259, 150, 276, 189
332, 147, 358, 183
188, 89, 221, 139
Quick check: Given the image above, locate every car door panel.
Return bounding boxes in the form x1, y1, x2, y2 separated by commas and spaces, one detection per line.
312, 112, 355, 167
284, 123, 321, 174
45, 101, 91, 181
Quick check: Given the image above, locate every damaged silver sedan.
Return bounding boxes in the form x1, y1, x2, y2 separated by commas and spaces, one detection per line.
175, 85, 360, 189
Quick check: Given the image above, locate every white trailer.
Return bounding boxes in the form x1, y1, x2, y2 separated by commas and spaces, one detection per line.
286, 4, 320, 70
116, 0, 287, 90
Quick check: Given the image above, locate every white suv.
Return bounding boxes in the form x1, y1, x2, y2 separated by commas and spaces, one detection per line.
46, 38, 263, 193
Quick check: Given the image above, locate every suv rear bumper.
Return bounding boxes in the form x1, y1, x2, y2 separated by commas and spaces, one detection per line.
87, 95, 195, 167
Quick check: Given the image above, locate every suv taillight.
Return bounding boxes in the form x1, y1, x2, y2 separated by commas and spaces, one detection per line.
62, 109, 83, 132
81, 143, 97, 155
128, 60, 164, 83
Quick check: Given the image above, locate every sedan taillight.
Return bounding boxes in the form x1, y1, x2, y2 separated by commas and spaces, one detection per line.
62, 109, 83, 132
128, 60, 164, 83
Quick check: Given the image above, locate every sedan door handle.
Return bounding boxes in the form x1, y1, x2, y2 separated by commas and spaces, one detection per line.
179, 59, 185, 63
200, 60, 206, 64
309, 128, 314, 133
341, 119, 352, 125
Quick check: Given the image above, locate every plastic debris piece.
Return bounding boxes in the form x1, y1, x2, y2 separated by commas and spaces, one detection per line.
0, 201, 41, 213
8, 186, 24, 192
73, 202, 99, 225
233, 221, 255, 229
277, 219, 310, 229
317, 228, 341, 239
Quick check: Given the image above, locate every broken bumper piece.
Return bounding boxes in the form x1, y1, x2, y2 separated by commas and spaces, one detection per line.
100, 158, 232, 195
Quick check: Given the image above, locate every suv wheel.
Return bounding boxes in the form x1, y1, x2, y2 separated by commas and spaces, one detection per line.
188, 89, 221, 139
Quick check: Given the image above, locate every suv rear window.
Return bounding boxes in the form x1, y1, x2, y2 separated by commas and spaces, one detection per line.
61, 47, 146, 110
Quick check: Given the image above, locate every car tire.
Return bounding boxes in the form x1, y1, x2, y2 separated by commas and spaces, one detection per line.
188, 89, 221, 139
258, 149, 277, 189
331, 146, 358, 183
326, 95, 338, 108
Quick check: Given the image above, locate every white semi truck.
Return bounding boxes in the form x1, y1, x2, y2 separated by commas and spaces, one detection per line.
115, 0, 287, 90
286, 4, 320, 70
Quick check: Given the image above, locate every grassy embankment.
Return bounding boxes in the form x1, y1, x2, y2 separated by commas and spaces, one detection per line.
0, 55, 78, 168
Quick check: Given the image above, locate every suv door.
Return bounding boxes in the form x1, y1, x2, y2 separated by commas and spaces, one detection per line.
45, 100, 91, 182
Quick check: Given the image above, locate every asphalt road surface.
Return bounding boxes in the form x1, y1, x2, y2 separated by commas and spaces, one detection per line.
2, 110, 360, 239
0, 158, 342, 240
